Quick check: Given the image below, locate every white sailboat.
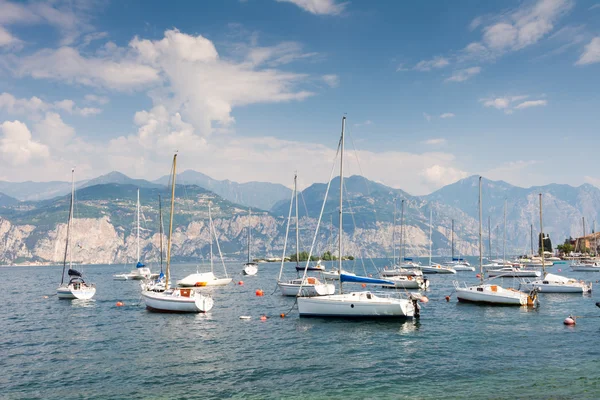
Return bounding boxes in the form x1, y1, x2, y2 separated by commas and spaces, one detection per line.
56, 169, 96, 300
114, 189, 156, 280
278, 173, 335, 296
297, 117, 421, 319
141, 154, 214, 313
177, 203, 233, 287
141, 195, 166, 292
519, 194, 592, 293
242, 208, 259, 276
421, 209, 456, 274
453, 177, 539, 307
444, 220, 475, 271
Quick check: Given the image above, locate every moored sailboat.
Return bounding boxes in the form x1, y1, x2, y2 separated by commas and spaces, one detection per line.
141, 154, 214, 313
242, 208, 258, 276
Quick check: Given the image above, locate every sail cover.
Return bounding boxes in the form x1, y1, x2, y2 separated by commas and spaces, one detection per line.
68, 269, 83, 277
452, 258, 466, 261
136, 261, 146, 269
403, 257, 414, 261
340, 273, 394, 286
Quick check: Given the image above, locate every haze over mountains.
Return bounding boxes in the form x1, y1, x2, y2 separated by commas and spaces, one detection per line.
0, 171, 598, 265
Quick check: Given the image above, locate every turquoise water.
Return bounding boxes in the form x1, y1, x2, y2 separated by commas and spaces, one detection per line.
2, 258, 600, 399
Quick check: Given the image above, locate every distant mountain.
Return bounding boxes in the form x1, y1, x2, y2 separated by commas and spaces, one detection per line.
155, 169, 291, 211
80, 171, 163, 190
0, 180, 76, 202
0, 192, 19, 207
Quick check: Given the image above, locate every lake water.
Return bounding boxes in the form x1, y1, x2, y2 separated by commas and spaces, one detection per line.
2, 258, 600, 399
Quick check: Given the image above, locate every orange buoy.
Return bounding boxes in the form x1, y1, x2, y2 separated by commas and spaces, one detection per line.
238, 281, 244, 286
280, 313, 285, 318
476, 274, 481, 278
116, 301, 124, 307
419, 296, 429, 303
255, 289, 264, 297
445, 295, 450, 302
361, 283, 367, 288
260, 315, 267, 321
564, 316, 576, 326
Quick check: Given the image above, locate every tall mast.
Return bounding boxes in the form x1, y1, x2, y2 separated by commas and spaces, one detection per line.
392, 198, 397, 265
488, 216, 492, 261
451, 219, 455, 260
400, 199, 405, 263
61, 168, 75, 284
539, 193, 546, 276
595, 220, 597, 257
137, 188, 140, 263
503, 199, 507, 264
69, 168, 75, 271
158, 195, 163, 273
479, 177, 483, 282
209, 203, 214, 273
530, 224, 533, 256
247, 208, 251, 263
428, 208, 433, 267
165, 154, 177, 289
338, 116, 345, 293
295, 173, 299, 269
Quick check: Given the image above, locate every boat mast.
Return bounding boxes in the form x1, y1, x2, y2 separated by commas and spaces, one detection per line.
595, 220, 597, 257
247, 207, 251, 264
479, 177, 483, 283
428, 208, 433, 267
137, 188, 140, 263
400, 199, 405, 263
392, 197, 397, 265
209, 203, 214, 273
539, 193, 546, 277
295, 173, 299, 270
165, 154, 177, 290
338, 116, 345, 293
503, 199, 507, 264
61, 168, 75, 284
451, 219, 455, 260
530, 224, 533, 257
488, 216, 492, 261
158, 195, 163, 273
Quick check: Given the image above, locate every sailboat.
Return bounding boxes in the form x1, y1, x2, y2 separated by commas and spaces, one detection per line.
177, 203, 233, 287
278, 173, 335, 296
519, 194, 592, 293
242, 208, 259, 276
380, 198, 424, 278
56, 168, 96, 300
141, 154, 214, 313
443, 220, 475, 271
141, 195, 166, 292
420, 209, 456, 274
114, 189, 156, 280
453, 177, 539, 306
297, 117, 421, 319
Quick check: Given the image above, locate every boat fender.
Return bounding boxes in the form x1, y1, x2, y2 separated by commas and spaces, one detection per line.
408, 276, 412, 280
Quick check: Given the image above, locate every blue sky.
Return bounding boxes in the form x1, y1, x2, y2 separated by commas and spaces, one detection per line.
0, 0, 599, 194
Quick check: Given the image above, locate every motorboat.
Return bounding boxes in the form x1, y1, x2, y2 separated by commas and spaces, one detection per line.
420, 264, 457, 274
278, 276, 335, 297
487, 267, 541, 278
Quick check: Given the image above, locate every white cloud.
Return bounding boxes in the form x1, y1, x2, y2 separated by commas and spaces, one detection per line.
353, 120, 373, 128
445, 66, 481, 82
485, 160, 539, 183
422, 138, 447, 145
396, 63, 408, 72
84, 94, 110, 105
514, 99, 547, 109
34, 112, 75, 145
322, 74, 339, 87
414, 56, 450, 71
0, 25, 21, 48
0, 92, 102, 117
423, 112, 432, 122
481, 95, 547, 113
245, 41, 318, 67
420, 165, 468, 189
0, 120, 49, 165
440, 113, 455, 119
576, 37, 600, 66
590, 4, 600, 10
275, 0, 347, 15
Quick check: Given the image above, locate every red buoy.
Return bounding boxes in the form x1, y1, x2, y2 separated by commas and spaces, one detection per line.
564, 316, 576, 326
255, 289, 264, 297
116, 301, 124, 307
445, 296, 450, 302
361, 283, 367, 288
238, 281, 244, 286
260, 315, 267, 321
280, 313, 285, 318
476, 274, 481, 278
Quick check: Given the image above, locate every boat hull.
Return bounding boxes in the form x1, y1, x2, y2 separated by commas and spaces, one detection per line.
420, 265, 456, 274
487, 269, 541, 278
455, 285, 533, 306
278, 282, 335, 297
381, 276, 428, 289
297, 292, 416, 318
57, 284, 96, 300
243, 263, 258, 276
141, 289, 213, 313
177, 273, 232, 287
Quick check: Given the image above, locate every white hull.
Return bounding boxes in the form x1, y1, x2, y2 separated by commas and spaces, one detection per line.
243, 263, 258, 276
520, 273, 592, 293
380, 268, 423, 277
278, 280, 335, 297
297, 291, 417, 318
141, 289, 214, 313
381, 276, 429, 289
487, 268, 541, 278
113, 267, 155, 280
177, 272, 233, 287
454, 283, 536, 306
57, 284, 96, 300
420, 265, 456, 274
448, 264, 475, 271
571, 264, 600, 272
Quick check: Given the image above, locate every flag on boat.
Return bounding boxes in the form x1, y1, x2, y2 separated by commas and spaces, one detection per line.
340, 273, 394, 286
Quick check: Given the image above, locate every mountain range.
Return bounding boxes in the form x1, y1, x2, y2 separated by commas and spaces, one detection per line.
1, 172, 598, 265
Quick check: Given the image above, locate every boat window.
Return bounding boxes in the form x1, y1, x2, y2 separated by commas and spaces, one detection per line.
542, 281, 548, 284
477, 287, 483, 292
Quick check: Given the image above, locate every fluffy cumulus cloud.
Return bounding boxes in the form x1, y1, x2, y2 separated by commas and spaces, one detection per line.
576, 37, 600, 65
0, 92, 102, 117
420, 164, 469, 190
481, 95, 547, 113
275, 0, 347, 15
321, 74, 340, 87
0, 120, 49, 166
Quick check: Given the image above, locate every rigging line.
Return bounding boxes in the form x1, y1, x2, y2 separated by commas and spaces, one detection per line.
209, 204, 229, 278
342, 180, 375, 276
278, 180, 296, 282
